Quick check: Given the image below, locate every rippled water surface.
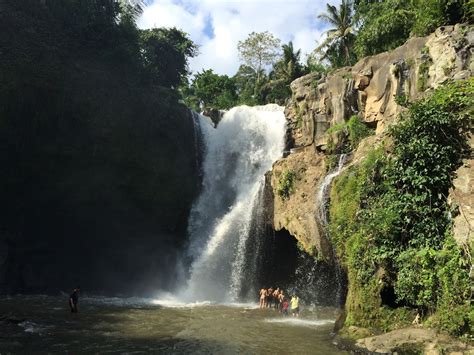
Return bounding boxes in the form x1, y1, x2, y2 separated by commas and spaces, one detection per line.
0, 295, 347, 354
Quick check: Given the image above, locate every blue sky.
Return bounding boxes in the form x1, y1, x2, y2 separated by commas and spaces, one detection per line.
138, 0, 339, 76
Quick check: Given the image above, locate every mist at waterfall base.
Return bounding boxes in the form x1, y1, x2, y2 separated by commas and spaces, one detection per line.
166, 105, 343, 307
0, 106, 347, 354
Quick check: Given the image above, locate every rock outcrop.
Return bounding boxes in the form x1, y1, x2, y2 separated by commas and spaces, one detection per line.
270, 24, 474, 258
354, 327, 474, 354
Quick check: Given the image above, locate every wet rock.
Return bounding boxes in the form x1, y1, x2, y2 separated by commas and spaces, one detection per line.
202, 107, 226, 127
354, 327, 473, 354
333, 309, 347, 333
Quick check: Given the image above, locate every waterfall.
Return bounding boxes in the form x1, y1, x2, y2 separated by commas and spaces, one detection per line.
190, 111, 206, 187
317, 153, 350, 305
181, 105, 286, 302
318, 154, 350, 225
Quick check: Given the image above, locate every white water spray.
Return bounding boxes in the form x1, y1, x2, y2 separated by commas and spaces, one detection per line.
181, 105, 286, 302
317, 154, 350, 225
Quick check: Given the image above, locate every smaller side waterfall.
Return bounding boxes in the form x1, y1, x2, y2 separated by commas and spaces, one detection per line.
318, 154, 350, 225
316, 153, 350, 306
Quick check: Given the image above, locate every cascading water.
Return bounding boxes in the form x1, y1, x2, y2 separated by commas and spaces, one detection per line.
317, 153, 350, 305
318, 154, 350, 225
181, 105, 286, 302
190, 111, 205, 183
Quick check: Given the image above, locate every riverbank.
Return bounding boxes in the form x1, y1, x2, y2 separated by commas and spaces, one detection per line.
335, 326, 473, 354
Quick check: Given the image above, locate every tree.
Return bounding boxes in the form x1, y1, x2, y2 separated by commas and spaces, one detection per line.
316, 0, 356, 67
237, 31, 281, 88
353, 0, 413, 58
303, 51, 328, 76
188, 69, 238, 109
273, 41, 303, 83
353, 0, 468, 59
264, 41, 305, 104
139, 27, 198, 88
233, 65, 260, 106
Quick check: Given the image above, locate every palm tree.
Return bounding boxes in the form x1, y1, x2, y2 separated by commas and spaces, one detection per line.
273, 41, 303, 83
316, 0, 355, 67
120, 0, 145, 22
281, 41, 303, 81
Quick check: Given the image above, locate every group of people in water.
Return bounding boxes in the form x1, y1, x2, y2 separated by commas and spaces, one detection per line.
259, 287, 299, 317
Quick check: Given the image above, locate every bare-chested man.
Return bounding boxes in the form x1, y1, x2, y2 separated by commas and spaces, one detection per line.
272, 288, 280, 309
267, 287, 274, 308
259, 288, 266, 308
278, 290, 285, 312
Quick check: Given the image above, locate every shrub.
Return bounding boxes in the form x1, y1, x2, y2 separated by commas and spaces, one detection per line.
277, 170, 297, 199
347, 115, 373, 149
329, 79, 473, 335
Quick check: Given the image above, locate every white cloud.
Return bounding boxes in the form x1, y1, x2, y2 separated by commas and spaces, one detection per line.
138, 0, 339, 76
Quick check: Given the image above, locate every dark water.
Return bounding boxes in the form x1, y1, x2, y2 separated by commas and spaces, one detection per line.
0, 295, 347, 354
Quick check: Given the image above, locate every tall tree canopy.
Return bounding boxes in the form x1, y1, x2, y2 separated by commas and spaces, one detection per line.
0, 0, 201, 293
353, 0, 469, 58
237, 31, 281, 85
273, 41, 303, 83
316, 0, 356, 67
140, 28, 198, 88
186, 69, 238, 110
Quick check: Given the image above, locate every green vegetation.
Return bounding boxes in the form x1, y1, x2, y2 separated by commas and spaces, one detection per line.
417, 58, 433, 92
183, 0, 471, 109
347, 115, 373, 149
316, 0, 356, 67
184, 69, 238, 110
0, 0, 201, 292
185, 35, 315, 109
325, 154, 339, 172
354, 0, 468, 59
314, 0, 471, 69
277, 170, 297, 199
237, 31, 282, 86
325, 115, 374, 153
329, 79, 473, 335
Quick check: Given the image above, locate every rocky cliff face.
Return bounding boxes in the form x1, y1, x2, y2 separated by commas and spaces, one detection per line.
270, 24, 473, 258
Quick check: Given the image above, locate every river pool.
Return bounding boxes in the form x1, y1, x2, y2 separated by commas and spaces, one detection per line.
0, 295, 347, 354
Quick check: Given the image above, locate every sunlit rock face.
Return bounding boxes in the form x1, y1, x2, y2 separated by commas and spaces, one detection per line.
270, 24, 473, 258
271, 147, 330, 257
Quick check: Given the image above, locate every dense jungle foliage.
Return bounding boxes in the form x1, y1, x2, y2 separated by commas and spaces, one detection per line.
0, 0, 200, 293
329, 79, 473, 336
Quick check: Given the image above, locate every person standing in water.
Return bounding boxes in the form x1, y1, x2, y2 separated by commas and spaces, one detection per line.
272, 288, 280, 309
267, 287, 273, 308
278, 290, 285, 312
259, 288, 266, 309
290, 294, 299, 317
69, 286, 80, 313
282, 298, 289, 316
